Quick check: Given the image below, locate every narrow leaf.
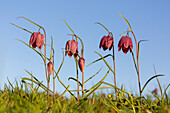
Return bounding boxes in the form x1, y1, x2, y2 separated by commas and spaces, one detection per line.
10, 23, 32, 34
85, 69, 110, 93
95, 51, 115, 74
141, 74, 164, 93
18, 16, 41, 28
7, 77, 14, 90
84, 66, 103, 84
138, 40, 148, 60
16, 39, 50, 61
22, 80, 35, 93
62, 18, 75, 34
68, 77, 82, 87
54, 51, 65, 78
96, 22, 109, 33
117, 13, 132, 31
148, 90, 161, 102
82, 82, 102, 100
50, 36, 54, 60
154, 65, 163, 97
163, 83, 170, 100
87, 54, 112, 67
56, 85, 70, 100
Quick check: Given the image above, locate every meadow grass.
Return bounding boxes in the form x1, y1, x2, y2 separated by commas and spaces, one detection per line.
0, 80, 169, 113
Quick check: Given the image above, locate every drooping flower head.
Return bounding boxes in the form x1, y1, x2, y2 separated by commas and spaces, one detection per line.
29, 32, 44, 50
65, 40, 78, 58
118, 36, 133, 54
47, 61, 53, 75
99, 32, 113, 51
78, 57, 85, 72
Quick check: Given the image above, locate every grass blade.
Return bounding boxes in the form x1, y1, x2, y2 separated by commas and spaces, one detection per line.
85, 69, 110, 94
84, 66, 103, 84
154, 65, 163, 97
21, 80, 35, 93
18, 16, 42, 28
87, 54, 112, 67
117, 13, 132, 31
138, 40, 148, 60
55, 51, 65, 78
56, 85, 70, 100
16, 39, 50, 61
68, 77, 82, 87
62, 18, 75, 34
141, 74, 164, 93
10, 23, 32, 34
95, 51, 115, 74
7, 77, 14, 90
22, 77, 53, 93
96, 22, 109, 33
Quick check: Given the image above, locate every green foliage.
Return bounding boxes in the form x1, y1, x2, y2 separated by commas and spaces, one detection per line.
1, 81, 170, 112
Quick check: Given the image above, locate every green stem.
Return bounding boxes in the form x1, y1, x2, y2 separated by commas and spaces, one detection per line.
75, 57, 79, 101
40, 27, 49, 99
129, 30, 142, 105
53, 50, 55, 104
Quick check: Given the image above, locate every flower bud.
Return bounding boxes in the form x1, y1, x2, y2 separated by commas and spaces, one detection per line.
47, 61, 53, 75
78, 57, 85, 72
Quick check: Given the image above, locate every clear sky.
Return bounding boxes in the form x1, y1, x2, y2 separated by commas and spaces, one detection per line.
0, 0, 170, 97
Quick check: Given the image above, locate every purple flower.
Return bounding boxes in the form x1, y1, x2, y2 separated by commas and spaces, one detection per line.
78, 57, 85, 72
118, 36, 133, 54
29, 32, 44, 50
99, 34, 113, 51
65, 40, 78, 58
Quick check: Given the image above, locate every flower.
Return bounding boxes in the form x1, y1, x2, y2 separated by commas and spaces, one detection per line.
118, 36, 133, 54
29, 32, 44, 50
78, 57, 85, 72
99, 33, 113, 51
47, 61, 53, 75
153, 88, 158, 95
65, 40, 78, 58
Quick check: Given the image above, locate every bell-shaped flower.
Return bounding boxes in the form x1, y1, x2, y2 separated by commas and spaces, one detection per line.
78, 57, 85, 72
47, 61, 53, 75
29, 32, 37, 48
65, 40, 78, 58
118, 36, 133, 54
99, 34, 113, 51
36, 32, 44, 50
29, 32, 44, 50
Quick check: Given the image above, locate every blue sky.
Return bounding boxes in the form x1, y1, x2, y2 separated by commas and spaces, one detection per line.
0, 0, 170, 97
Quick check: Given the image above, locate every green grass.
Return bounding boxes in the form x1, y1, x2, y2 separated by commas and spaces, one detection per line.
0, 82, 170, 113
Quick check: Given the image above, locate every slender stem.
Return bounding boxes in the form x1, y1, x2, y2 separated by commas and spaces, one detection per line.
40, 27, 49, 99
113, 43, 118, 101
53, 50, 55, 104
82, 71, 84, 97
129, 30, 142, 105
74, 35, 79, 101
154, 65, 162, 97
75, 57, 79, 101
